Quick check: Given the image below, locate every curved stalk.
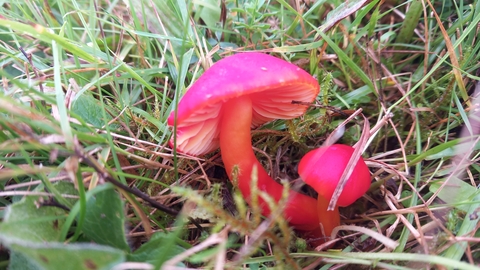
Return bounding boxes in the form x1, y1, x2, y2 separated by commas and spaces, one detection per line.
301, 195, 340, 246
219, 96, 319, 228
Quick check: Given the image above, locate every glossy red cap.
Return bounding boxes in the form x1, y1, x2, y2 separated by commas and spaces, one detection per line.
168, 53, 319, 155
298, 144, 370, 207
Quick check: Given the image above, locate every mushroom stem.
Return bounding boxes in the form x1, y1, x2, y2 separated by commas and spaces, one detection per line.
220, 96, 319, 228
316, 195, 340, 243
303, 195, 340, 246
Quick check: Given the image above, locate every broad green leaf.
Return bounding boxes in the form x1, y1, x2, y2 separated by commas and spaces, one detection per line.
71, 94, 114, 129
51, 181, 79, 208
429, 175, 480, 263
430, 177, 477, 212
442, 191, 480, 261
9, 251, 40, 270
0, 181, 127, 270
82, 187, 130, 252
195, 0, 221, 30
1, 237, 125, 270
2, 193, 67, 243
128, 232, 185, 267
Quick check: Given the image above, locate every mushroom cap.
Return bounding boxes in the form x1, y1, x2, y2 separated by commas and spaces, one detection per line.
298, 144, 370, 207
168, 53, 319, 155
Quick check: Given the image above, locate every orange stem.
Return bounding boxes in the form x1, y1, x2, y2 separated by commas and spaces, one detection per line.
303, 195, 340, 246
219, 96, 319, 228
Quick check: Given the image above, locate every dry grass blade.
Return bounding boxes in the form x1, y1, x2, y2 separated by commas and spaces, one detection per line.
424, 0, 468, 104
232, 217, 279, 263
331, 225, 399, 250
328, 111, 370, 210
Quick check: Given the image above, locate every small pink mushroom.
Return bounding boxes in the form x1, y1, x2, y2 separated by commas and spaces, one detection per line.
298, 144, 371, 242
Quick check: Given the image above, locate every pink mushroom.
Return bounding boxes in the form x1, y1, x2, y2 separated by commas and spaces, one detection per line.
298, 144, 371, 242
168, 53, 320, 229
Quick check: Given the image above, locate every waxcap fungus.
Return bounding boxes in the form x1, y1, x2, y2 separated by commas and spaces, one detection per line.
168, 53, 319, 155
298, 144, 371, 207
